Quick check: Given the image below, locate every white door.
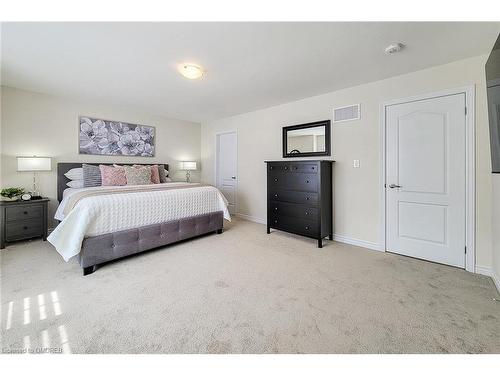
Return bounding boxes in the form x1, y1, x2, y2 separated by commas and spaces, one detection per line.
386, 93, 466, 268
216, 132, 237, 214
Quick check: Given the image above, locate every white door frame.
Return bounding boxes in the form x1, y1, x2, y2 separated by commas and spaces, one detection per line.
215, 130, 238, 212
379, 85, 476, 272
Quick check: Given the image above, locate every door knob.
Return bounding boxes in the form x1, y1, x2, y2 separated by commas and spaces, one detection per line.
388, 184, 402, 189
231, 176, 236, 179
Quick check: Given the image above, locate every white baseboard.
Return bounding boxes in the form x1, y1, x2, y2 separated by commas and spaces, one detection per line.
332, 233, 383, 252
475, 266, 500, 294
491, 272, 500, 294
234, 213, 266, 225
475, 265, 492, 276
235, 213, 383, 252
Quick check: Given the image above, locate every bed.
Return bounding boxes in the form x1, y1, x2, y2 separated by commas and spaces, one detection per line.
49, 163, 230, 275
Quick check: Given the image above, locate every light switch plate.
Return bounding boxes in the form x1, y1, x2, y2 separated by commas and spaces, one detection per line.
353, 159, 360, 168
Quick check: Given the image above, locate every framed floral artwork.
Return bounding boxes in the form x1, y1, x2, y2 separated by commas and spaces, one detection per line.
78, 116, 155, 156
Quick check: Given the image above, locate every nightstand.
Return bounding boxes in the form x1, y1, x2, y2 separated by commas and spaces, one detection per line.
0, 198, 49, 249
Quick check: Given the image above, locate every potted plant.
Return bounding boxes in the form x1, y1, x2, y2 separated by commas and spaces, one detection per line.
1, 187, 25, 201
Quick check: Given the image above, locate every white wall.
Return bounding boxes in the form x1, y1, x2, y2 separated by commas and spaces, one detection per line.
201, 55, 493, 269
0, 86, 201, 227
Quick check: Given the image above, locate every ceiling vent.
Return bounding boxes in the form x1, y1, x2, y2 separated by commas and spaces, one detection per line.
333, 104, 360, 123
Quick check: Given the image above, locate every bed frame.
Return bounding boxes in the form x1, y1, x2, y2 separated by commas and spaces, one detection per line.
57, 163, 224, 276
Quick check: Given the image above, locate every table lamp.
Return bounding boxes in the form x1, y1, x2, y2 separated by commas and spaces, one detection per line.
180, 161, 197, 183
17, 156, 52, 198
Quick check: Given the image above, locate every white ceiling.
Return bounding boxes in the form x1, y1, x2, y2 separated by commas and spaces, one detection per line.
2, 22, 499, 122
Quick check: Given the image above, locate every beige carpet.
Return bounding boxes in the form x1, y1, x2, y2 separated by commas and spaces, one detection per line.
1, 218, 499, 354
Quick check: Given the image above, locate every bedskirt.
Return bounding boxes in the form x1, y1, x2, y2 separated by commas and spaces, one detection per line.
78, 211, 223, 271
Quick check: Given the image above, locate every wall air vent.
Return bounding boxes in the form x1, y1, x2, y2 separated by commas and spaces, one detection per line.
333, 104, 360, 123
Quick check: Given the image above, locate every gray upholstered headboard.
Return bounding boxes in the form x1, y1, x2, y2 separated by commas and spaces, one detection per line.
57, 162, 169, 202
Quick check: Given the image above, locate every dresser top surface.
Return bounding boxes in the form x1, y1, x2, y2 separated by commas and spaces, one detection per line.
265, 160, 335, 163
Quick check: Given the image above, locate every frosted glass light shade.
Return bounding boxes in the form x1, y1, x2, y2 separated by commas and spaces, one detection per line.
17, 156, 52, 171
178, 64, 205, 80
180, 161, 197, 170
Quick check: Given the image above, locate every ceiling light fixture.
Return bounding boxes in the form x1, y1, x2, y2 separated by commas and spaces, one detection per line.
178, 63, 205, 80
384, 43, 405, 55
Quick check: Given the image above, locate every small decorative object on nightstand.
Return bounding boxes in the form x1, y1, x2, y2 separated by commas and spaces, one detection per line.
0, 187, 25, 202
180, 161, 197, 183
0, 198, 49, 249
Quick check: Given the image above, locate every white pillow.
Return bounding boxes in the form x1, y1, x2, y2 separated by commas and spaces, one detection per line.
64, 167, 83, 180
66, 180, 84, 188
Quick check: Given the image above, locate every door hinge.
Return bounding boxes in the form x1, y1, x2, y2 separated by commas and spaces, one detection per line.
465, 107, 467, 115
465, 246, 467, 254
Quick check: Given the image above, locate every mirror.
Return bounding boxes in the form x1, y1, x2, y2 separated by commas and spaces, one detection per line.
282, 120, 331, 158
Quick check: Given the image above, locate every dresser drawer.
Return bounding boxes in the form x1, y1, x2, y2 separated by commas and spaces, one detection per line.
268, 163, 319, 174
269, 215, 319, 238
288, 163, 318, 174
286, 173, 318, 192
269, 201, 318, 220
269, 190, 318, 206
6, 204, 44, 222
269, 173, 318, 192
6, 218, 43, 241
268, 163, 291, 173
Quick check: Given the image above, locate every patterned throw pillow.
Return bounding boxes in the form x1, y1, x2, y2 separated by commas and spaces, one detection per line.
123, 166, 153, 185
131, 164, 160, 184
82, 164, 102, 187
158, 166, 169, 183
99, 165, 127, 186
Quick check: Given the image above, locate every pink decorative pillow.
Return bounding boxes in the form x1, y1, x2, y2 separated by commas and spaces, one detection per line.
150, 165, 160, 184
100, 165, 127, 186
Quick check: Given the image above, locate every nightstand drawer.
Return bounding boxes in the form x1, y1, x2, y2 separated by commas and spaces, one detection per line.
6, 218, 43, 241
6, 204, 43, 222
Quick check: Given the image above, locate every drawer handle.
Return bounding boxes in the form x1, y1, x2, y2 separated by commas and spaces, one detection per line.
306, 197, 310, 201
305, 226, 309, 230
274, 178, 278, 182
24, 211, 28, 215
274, 207, 278, 211
306, 180, 310, 184
284, 166, 288, 170
274, 194, 278, 198
293, 166, 298, 170
305, 212, 309, 215
270, 166, 274, 170
274, 219, 278, 224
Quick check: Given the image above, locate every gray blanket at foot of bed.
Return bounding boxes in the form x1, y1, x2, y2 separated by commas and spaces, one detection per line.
78, 211, 224, 268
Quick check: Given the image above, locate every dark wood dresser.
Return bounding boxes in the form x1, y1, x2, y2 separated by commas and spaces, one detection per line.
266, 160, 333, 248
0, 198, 49, 249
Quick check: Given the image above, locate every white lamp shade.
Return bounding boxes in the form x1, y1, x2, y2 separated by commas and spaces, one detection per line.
17, 157, 52, 171
180, 161, 197, 170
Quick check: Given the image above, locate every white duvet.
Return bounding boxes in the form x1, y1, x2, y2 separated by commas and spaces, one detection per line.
48, 183, 231, 261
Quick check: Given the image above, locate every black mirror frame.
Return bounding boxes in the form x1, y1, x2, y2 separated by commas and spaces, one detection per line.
282, 120, 331, 158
